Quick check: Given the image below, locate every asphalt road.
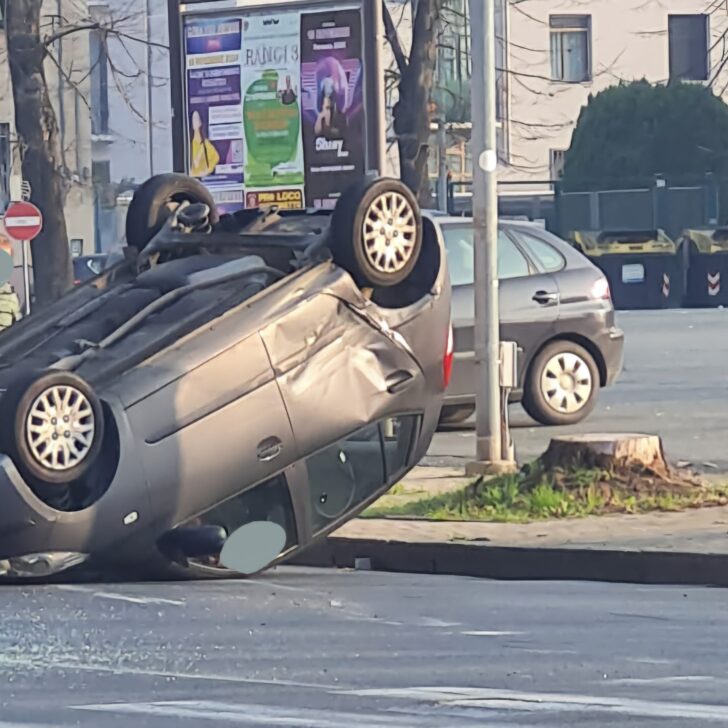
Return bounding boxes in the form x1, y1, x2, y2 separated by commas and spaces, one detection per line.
1, 567, 727, 727
428, 308, 728, 472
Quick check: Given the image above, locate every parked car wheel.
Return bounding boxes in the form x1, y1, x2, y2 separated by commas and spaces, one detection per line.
439, 405, 475, 426
522, 341, 599, 426
0, 371, 105, 488
331, 177, 423, 288
125, 173, 220, 251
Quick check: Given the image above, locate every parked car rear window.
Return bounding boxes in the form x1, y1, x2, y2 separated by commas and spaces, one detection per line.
511, 229, 566, 273
441, 224, 530, 284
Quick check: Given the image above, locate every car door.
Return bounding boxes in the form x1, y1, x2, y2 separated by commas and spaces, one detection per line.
499, 225, 562, 384
442, 221, 560, 391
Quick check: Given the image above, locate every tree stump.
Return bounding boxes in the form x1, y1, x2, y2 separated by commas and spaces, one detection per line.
540, 433, 669, 477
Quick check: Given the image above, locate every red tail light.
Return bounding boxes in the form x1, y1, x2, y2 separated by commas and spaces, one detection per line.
443, 323, 454, 389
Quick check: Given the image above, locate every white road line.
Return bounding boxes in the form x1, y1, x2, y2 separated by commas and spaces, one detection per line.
0, 657, 332, 691
55, 584, 185, 606
606, 675, 717, 685
71, 700, 491, 727
339, 686, 728, 721
460, 630, 525, 637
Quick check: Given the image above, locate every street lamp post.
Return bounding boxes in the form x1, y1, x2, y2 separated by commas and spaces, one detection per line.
467, 0, 514, 474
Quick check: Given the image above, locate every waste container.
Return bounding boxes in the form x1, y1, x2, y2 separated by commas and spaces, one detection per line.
570, 229, 683, 310
679, 227, 728, 307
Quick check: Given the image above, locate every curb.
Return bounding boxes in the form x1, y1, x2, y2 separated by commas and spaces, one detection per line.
288, 537, 728, 588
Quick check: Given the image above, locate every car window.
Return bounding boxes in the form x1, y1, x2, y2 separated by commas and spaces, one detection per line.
441, 224, 530, 285
512, 229, 566, 273
304, 416, 419, 535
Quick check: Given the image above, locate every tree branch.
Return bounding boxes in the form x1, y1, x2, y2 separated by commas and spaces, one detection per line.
382, 0, 408, 74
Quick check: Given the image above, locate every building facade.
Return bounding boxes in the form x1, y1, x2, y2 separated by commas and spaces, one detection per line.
501, 0, 728, 193
0, 0, 95, 267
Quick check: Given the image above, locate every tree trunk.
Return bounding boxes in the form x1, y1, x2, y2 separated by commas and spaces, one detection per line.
541, 434, 670, 477
392, 0, 441, 207
6, 0, 73, 308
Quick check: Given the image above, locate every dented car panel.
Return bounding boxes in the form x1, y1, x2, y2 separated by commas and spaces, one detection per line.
0, 175, 450, 580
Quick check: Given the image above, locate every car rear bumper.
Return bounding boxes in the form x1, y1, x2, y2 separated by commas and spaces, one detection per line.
597, 325, 625, 386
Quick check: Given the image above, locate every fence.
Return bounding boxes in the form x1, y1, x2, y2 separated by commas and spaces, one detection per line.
444, 174, 724, 241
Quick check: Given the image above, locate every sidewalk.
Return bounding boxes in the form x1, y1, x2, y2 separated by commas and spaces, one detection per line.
289, 467, 728, 587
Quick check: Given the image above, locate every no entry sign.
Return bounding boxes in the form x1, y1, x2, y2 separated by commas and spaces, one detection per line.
4, 201, 43, 241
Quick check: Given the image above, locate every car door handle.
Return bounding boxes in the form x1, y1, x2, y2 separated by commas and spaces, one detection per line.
386, 370, 414, 394
257, 437, 283, 462
532, 290, 560, 305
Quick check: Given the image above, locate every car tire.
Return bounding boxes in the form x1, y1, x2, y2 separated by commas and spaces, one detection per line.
330, 177, 423, 288
522, 341, 600, 426
439, 405, 475, 426
125, 173, 220, 251
0, 370, 105, 489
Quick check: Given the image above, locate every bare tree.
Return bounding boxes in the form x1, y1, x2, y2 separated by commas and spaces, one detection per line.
383, 0, 443, 206
5, 1, 162, 308
6, 0, 74, 306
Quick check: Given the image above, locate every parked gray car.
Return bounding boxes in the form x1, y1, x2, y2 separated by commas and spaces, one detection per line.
430, 214, 624, 426
0, 174, 451, 580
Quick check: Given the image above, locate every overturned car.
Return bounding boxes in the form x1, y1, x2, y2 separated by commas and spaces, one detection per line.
0, 174, 451, 580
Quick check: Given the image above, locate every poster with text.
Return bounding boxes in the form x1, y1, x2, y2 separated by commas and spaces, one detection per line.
185, 17, 245, 214
300, 9, 365, 210
241, 11, 305, 200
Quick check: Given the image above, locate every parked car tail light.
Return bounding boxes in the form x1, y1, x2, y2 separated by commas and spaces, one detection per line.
443, 323, 454, 389
591, 276, 611, 300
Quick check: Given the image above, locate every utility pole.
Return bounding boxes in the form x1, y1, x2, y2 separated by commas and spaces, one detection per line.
437, 118, 448, 212
145, 0, 155, 177
467, 0, 511, 474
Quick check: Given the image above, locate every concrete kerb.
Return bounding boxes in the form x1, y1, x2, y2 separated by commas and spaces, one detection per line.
288, 537, 728, 588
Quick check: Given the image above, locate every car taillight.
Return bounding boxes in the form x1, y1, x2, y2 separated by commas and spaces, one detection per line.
591, 276, 611, 300
443, 323, 454, 389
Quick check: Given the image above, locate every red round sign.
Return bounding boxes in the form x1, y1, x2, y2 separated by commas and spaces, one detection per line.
4, 201, 43, 241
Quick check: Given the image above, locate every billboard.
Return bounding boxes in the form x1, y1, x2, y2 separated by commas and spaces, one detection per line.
176, 1, 376, 215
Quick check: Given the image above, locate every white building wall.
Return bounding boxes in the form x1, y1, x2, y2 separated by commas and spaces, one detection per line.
502, 0, 728, 189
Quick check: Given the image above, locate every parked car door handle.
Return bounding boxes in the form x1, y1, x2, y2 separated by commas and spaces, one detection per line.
257, 437, 283, 462
532, 290, 560, 306
386, 370, 414, 394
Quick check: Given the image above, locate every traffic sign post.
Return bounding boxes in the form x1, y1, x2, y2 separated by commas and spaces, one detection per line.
4, 200, 43, 315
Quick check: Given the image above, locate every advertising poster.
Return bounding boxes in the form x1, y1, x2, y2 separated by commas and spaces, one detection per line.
241, 11, 305, 207
184, 17, 245, 213
300, 9, 365, 210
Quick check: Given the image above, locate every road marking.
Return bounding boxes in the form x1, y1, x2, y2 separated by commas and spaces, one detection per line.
339, 686, 728, 721
71, 700, 495, 727
606, 675, 716, 685
0, 656, 332, 691
55, 585, 185, 606
460, 630, 524, 637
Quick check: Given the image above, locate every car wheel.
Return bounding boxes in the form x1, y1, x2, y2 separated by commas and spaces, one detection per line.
125, 173, 220, 251
0, 370, 105, 490
439, 405, 475, 426
330, 177, 423, 288
522, 341, 599, 426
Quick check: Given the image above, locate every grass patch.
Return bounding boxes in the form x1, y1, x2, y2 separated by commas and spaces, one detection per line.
364, 460, 728, 523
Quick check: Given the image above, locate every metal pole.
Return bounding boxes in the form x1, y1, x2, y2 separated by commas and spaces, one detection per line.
362, 1, 386, 176
145, 0, 155, 177
468, 0, 503, 469
21, 241, 30, 316
437, 119, 448, 212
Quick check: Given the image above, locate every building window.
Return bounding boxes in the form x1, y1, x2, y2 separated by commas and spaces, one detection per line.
90, 29, 109, 134
550, 15, 592, 83
669, 15, 709, 82
550, 149, 566, 180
